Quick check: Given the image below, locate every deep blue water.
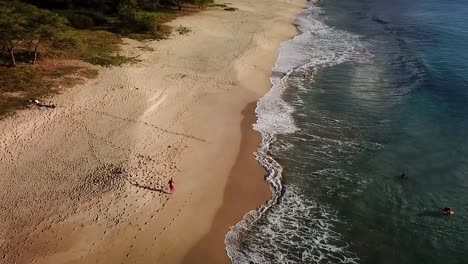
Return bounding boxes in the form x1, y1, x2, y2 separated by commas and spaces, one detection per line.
227, 0, 468, 263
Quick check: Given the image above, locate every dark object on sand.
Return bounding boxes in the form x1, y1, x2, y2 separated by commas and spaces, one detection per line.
400, 172, 408, 180
28, 98, 56, 109
443, 207, 455, 215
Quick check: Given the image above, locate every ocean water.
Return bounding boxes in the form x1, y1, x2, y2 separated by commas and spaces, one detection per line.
226, 0, 468, 263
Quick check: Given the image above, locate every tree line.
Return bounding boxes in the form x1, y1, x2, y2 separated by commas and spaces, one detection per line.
0, 0, 213, 67
20, 0, 213, 12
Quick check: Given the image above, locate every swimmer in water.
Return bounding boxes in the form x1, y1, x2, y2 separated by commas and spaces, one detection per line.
400, 172, 408, 180
443, 207, 455, 215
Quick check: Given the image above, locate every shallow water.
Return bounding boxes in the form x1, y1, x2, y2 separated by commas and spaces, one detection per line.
227, 0, 468, 263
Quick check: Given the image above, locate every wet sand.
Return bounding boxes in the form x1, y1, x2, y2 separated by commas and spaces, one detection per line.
182, 103, 270, 263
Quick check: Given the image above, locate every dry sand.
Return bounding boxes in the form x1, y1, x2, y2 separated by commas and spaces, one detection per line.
0, 0, 305, 263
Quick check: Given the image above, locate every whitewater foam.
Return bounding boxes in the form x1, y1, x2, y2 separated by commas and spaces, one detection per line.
229, 187, 360, 263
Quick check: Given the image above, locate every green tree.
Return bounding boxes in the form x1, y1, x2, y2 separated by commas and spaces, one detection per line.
27, 8, 68, 64
118, 0, 158, 35
118, 0, 138, 13
117, 0, 138, 25
0, 1, 68, 66
0, 1, 30, 66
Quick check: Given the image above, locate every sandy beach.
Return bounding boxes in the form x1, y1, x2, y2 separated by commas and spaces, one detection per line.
0, 0, 304, 263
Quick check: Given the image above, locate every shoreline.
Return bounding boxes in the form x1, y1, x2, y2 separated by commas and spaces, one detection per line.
0, 1, 305, 263
182, 1, 306, 263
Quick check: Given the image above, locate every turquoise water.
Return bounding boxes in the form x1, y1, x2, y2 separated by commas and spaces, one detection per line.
227, 0, 468, 263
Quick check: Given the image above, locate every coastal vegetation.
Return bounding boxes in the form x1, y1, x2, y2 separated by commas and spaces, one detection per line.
176, 25, 191, 35
0, 0, 215, 117
224, 7, 238, 11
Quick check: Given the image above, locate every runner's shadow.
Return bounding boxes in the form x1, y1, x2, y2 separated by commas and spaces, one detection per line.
128, 181, 171, 194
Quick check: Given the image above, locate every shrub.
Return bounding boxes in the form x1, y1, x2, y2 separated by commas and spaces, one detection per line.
60, 10, 111, 29
137, 12, 158, 34
176, 25, 191, 35
118, 10, 158, 35
85, 11, 110, 25
52, 31, 82, 51
89, 55, 138, 67
66, 13, 95, 29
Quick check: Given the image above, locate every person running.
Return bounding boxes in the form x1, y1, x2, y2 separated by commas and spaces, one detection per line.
168, 178, 175, 193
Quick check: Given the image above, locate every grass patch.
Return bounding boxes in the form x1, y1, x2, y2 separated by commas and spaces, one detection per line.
58, 9, 111, 29
0, 65, 96, 118
0, 29, 134, 118
65, 30, 138, 66
224, 7, 238, 11
88, 55, 139, 67
72, 30, 121, 61
151, 11, 178, 24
